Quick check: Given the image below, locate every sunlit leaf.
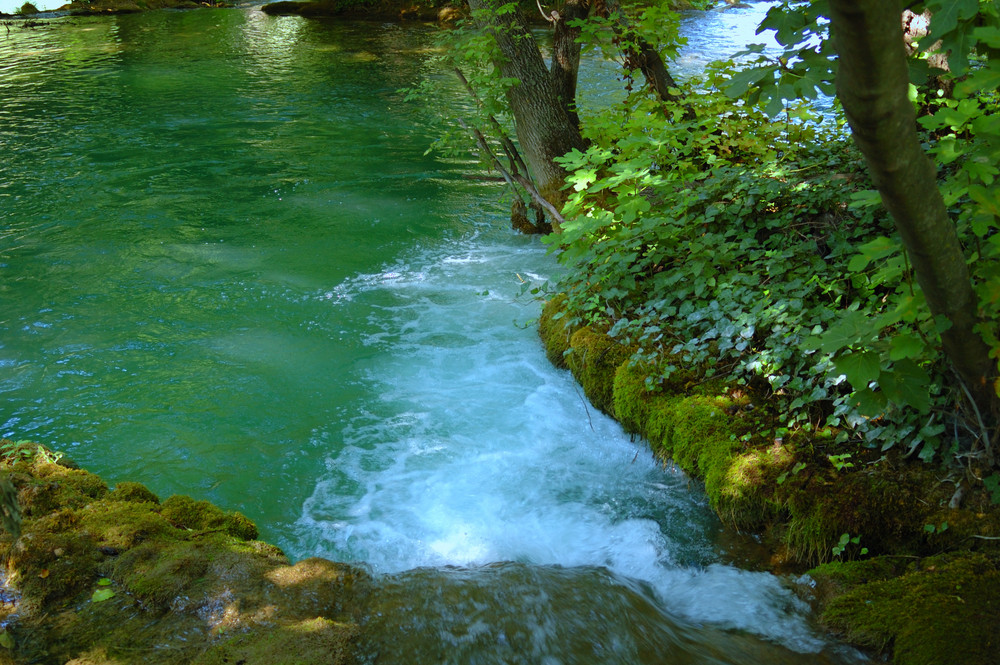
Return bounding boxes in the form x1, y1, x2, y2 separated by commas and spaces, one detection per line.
91, 588, 115, 603
834, 350, 881, 387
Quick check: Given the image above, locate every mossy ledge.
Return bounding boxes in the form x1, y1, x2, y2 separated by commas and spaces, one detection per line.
0, 441, 369, 664
539, 296, 1000, 665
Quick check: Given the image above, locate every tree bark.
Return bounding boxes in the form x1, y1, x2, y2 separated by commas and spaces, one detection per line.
600, 0, 683, 104
828, 0, 996, 418
467, 0, 587, 211
549, 0, 591, 131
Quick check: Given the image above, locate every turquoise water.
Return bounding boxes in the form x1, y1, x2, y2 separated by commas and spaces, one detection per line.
1, 6, 867, 663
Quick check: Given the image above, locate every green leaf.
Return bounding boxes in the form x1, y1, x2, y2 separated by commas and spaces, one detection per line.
955, 62, 1000, 97
924, 0, 979, 43
724, 65, 778, 98
853, 387, 888, 417
879, 359, 932, 413
0, 631, 12, 649
91, 588, 115, 603
973, 27, 1000, 48
889, 333, 925, 361
815, 310, 879, 354
97, 577, 113, 586
834, 350, 881, 387
985, 473, 1000, 504
847, 235, 897, 272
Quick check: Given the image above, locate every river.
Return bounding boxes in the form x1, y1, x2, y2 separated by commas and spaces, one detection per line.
0, 4, 867, 663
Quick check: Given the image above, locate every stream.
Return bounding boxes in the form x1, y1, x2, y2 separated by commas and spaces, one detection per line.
0, 3, 867, 663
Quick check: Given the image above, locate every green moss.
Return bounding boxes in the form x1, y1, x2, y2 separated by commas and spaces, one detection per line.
108, 481, 160, 505
822, 553, 1000, 665
565, 326, 632, 416
783, 468, 931, 564
666, 395, 736, 476
538, 295, 577, 369
79, 500, 177, 549
919, 505, 1000, 554
192, 617, 361, 665
160, 494, 259, 541
12, 461, 109, 518
108, 538, 213, 608
806, 556, 911, 609
715, 443, 789, 528
4, 530, 101, 610
612, 360, 656, 435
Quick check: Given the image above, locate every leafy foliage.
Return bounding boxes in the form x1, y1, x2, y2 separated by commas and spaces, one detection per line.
418, 0, 999, 474
543, 3, 1000, 470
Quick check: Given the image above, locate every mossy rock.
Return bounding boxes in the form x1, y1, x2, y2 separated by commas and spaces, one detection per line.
108, 481, 160, 505
160, 494, 259, 541
613, 359, 666, 436
565, 326, 633, 416
107, 538, 213, 608
192, 617, 361, 665
5, 529, 102, 610
715, 442, 791, 529
821, 552, 1000, 665
79, 499, 177, 549
104, 533, 284, 609
919, 503, 1000, 555
13, 462, 109, 517
782, 466, 932, 564
538, 295, 577, 369
806, 556, 911, 608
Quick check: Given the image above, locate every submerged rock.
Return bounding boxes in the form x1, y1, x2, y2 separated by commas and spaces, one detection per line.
0, 440, 369, 664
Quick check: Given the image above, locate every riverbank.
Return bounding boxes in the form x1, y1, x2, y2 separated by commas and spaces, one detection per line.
0, 0, 229, 18
0, 441, 368, 663
538, 295, 1000, 664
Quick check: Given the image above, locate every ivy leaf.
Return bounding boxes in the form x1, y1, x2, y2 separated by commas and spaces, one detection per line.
879, 360, 932, 413
973, 27, 1000, 48
813, 310, 878, 354
968, 184, 1000, 218
923, 0, 979, 44
889, 333, 925, 361
955, 62, 1000, 98
834, 350, 881, 388
847, 235, 896, 272
852, 387, 888, 417
724, 65, 778, 98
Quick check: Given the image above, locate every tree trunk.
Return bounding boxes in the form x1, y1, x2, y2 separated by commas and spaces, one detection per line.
467, 0, 587, 211
828, 0, 997, 418
600, 0, 683, 104
550, 0, 591, 131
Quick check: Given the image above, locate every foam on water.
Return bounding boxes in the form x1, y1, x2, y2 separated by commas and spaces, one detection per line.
289, 232, 849, 656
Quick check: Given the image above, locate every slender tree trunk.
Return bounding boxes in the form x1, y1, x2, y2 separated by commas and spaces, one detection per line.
600, 0, 683, 104
828, 0, 996, 418
550, 0, 591, 131
467, 0, 587, 210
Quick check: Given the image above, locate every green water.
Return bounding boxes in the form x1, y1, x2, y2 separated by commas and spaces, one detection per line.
2, 8, 493, 527
2, 7, 869, 663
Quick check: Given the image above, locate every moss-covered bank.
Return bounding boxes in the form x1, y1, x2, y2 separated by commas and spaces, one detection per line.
0, 441, 368, 664
539, 295, 1000, 665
